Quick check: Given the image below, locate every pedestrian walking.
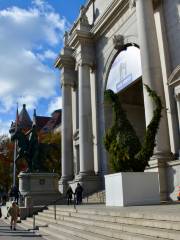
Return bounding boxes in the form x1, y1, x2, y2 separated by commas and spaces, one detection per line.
7, 201, 20, 230
75, 183, 83, 205
66, 185, 73, 205
8, 186, 20, 204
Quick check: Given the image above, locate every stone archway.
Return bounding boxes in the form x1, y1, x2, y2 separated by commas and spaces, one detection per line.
102, 36, 140, 93
103, 45, 146, 172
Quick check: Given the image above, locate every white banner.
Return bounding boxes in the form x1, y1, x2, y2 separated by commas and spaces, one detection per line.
106, 46, 142, 93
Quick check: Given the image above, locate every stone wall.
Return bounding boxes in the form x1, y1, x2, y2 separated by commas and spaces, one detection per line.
167, 160, 180, 200
164, 0, 180, 70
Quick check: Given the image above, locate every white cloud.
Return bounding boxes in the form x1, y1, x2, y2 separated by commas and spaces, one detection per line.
0, 1, 67, 114
47, 96, 62, 115
0, 119, 12, 136
37, 49, 57, 61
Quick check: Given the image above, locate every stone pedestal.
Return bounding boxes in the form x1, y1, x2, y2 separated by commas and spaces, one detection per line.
19, 172, 61, 206
72, 175, 103, 195
105, 172, 160, 206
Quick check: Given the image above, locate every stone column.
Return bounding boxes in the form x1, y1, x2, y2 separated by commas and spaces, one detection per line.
61, 76, 74, 182
72, 81, 80, 177
90, 67, 101, 174
71, 11, 102, 192
55, 48, 76, 194
135, 0, 171, 200
78, 63, 94, 176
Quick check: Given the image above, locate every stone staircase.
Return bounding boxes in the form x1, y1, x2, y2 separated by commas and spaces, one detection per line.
18, 204, 180, 240
84, 191, 105, 204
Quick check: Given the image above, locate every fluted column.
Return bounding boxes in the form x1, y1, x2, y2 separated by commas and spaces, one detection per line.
135, 0, 170, 154
78, 63, 94, 176
90, 67, 101, 174
61, 77, 74, 182
55, 47, 76, 193
135, 0, 171, 200
71, 11, 102, 192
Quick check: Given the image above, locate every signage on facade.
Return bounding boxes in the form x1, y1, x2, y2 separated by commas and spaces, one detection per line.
106, 46, 142, 93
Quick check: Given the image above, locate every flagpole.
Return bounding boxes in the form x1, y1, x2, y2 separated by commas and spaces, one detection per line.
13, 103, 18, 186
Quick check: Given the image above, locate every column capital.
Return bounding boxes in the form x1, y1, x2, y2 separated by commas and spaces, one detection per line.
61, 79, 75, 88
74, 42, 95, 70
55, 47, 75, 69
76, 59, 96, 69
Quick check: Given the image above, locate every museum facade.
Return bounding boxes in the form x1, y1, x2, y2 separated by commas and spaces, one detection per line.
55, 0, 180, 201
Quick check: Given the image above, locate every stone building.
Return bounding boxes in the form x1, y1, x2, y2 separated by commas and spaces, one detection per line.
55, 0, 180, 200
10, 104, 61, 134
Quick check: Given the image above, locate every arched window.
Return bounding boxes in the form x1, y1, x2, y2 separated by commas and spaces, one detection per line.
106, 46, 142, 93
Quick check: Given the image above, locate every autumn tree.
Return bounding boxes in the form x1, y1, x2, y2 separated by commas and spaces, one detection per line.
39, 131, 61, 174
0, 135, 14, 191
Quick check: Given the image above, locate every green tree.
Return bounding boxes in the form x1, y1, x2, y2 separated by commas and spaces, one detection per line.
104, 84, 163, 172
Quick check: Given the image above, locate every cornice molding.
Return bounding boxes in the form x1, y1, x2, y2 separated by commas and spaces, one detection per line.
90, 0, 130, 37
55, 54, 75, 69
68, 29, 94, 48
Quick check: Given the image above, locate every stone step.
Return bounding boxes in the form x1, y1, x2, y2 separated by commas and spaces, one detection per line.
38, 208, 180, 231
39, 226, 87, 240
32, 211, 180, 240
20, 217, 49, 230
41, 233, 60, 240
48, 205, 180, 222
44, 214, 180, 240
47, 222, 166, 240
20, 211, 171, 240
18, 205, 180, 240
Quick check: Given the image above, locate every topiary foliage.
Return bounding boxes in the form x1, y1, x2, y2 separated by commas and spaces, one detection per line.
135, 84, 163, 170
104, 84, 163, 172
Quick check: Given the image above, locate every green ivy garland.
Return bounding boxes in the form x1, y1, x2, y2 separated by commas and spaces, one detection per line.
104, 84, 163, 172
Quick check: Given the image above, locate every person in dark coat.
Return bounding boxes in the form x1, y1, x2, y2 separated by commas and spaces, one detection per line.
9, 186, 19, 204
66, 185, 73, 205
75, 183, 83, 205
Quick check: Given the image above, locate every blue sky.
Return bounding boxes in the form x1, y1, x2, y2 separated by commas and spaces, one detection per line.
0, 0, 86, 134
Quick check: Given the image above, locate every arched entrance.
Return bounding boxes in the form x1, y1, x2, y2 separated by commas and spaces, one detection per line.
104, 46, 146, 171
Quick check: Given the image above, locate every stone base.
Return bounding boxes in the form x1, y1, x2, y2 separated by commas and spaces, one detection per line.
59, 174, 103, 196
146, 156, 170, 201
105, 172, 160, 207
18, 172, 62, 206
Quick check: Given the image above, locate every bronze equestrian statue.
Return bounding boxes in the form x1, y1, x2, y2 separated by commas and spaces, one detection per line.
11, 125, 44, 172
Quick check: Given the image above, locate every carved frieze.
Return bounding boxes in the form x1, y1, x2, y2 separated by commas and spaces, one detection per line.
113, 35, 125, 50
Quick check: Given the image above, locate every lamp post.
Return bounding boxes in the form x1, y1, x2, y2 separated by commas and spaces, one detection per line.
12, 103, 19, 186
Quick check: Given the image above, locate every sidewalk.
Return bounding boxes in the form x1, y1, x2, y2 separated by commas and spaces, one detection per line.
0, 219, 45, 240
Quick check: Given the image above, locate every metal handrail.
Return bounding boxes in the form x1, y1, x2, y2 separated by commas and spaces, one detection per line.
32, 195, 76, 230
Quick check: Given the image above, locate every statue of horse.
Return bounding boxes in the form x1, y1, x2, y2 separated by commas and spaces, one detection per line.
11, 128, 40, 172
11, 127, 56, 173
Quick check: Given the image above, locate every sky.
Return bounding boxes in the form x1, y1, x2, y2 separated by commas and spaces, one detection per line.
0, 0, 86, 135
